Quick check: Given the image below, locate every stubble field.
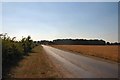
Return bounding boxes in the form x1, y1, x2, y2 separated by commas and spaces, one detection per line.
51, 45, 119, 62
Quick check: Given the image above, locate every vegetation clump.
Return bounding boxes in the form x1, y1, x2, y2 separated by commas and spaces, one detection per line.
0, 33, 36, 78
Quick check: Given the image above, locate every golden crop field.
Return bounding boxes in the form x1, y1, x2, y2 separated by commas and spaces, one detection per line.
51, 45, 119, 62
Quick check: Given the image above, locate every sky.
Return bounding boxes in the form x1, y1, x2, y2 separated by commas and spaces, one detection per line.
1, 0, 120, 2
1, 2, 118, 42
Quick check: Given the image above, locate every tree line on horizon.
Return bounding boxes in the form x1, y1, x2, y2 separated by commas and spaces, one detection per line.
35, 39, 120, 45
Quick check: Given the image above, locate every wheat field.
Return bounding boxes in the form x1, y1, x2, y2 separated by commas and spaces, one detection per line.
51, 45, 119, 62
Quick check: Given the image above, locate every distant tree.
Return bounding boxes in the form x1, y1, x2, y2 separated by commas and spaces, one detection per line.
107, 42, 110, 45
52, 39, 106, 45
34, 41, 37, 43
37, 41, 40, 44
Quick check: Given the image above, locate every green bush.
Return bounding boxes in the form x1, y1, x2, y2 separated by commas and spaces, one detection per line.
1, 33, 36, 77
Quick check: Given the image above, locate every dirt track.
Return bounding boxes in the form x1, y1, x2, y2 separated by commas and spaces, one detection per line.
43, 45, 118, 78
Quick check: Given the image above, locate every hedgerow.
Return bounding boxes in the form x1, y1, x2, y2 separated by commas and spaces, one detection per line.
1, 33, 36, 77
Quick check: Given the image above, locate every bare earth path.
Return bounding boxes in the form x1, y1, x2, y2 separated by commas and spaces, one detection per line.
43, 45, 118, 78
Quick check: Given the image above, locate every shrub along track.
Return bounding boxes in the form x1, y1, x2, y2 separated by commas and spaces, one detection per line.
9, 45, 61, 78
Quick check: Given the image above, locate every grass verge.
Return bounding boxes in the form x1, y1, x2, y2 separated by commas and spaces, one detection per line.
9, 45, 61, 78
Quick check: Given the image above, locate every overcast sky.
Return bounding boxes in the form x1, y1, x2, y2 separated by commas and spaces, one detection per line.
2, 2, 118, 42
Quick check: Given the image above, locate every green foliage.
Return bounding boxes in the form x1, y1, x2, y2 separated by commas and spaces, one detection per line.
21, 36, 34, 55
1, 33, 36, 77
